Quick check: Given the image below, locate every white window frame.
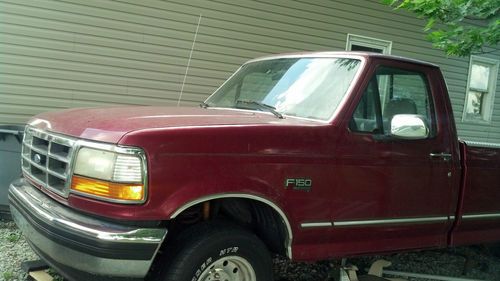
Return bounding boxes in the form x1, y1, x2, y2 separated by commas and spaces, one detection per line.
462, 55, 499, 124
346, 34, 392, 55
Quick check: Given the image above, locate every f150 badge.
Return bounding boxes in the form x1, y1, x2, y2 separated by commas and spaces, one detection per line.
284, 178, 312, 192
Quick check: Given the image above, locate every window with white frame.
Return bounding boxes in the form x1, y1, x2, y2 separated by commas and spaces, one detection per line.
346, 34, 392, 55
462, 56, 499, 123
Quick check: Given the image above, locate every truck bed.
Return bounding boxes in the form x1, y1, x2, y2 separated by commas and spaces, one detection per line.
452, 141, 500, 245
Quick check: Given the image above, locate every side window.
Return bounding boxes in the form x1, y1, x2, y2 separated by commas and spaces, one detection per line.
350, 78, 382, 133
350, 66, 434, 136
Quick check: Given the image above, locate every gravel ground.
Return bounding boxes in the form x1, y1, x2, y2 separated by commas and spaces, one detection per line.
0, 220, 38, 281
1, 219, 499, 281
273, 247, 500, 281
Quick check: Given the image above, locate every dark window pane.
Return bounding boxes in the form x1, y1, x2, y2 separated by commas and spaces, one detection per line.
351, 45, 383, 53
350, 66, 435, 137
350, 78, 381, 133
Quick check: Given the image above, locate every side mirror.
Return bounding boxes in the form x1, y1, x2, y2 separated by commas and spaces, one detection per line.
390, 114, 429, 140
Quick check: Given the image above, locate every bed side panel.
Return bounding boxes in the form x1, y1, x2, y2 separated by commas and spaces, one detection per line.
452, 142, 500, 245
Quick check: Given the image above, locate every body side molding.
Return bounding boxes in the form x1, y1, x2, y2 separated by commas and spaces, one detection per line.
300, 216, 455, 229
300, 222, 333, 228
333, 216, 449, 227
462, 213, 500, 220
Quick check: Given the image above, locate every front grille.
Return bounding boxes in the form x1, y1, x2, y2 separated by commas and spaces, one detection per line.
21, 127, 76, 197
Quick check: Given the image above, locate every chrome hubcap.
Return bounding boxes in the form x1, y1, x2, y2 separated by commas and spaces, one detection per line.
197, 256, 256, 281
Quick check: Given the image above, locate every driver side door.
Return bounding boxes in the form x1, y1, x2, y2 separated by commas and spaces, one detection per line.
329, 62, 456, 255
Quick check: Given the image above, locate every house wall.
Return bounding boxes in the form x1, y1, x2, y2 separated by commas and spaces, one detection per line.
0, 0, 498, 142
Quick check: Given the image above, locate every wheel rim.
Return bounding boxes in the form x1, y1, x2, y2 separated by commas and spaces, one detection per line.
197, 255, 256, 281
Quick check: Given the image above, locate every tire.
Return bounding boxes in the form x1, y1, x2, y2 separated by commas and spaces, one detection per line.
160, 222, 273, 281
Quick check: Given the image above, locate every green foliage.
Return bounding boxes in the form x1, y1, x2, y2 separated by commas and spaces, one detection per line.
382, 0, 500, 56
2, 271, 14, 281
6, 232, 21, 243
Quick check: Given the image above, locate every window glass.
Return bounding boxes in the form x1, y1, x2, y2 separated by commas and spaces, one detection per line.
350, 66, 433, 136
346, 34, 392, 55
207, 58, 362, 120
469, 63, 490, 91
351, 45, 384, 54
463, 57, 498, 123
351, 78, 380, 133
239, 73, 278, 101
465, 91, 484, 117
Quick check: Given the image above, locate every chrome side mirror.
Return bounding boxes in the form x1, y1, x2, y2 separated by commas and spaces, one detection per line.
390, 114, 429, 140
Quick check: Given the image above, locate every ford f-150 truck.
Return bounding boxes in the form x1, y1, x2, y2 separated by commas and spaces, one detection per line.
9, 52, 500, 281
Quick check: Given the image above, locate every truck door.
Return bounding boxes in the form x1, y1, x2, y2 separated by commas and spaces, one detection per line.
331, 62, 456, 255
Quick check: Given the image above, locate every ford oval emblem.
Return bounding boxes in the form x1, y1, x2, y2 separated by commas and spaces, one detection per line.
33, 154, 42, 164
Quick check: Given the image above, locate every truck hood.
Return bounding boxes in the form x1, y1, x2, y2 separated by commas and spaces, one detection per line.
29, 106, 318, 143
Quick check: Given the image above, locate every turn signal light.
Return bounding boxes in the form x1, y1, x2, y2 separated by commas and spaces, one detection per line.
71, 175, 145, 202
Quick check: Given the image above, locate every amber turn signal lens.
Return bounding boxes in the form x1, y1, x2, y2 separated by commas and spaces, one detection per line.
71, 175, 144, 201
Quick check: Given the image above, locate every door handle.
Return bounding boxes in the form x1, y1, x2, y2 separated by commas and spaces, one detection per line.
429, 152, 452, 161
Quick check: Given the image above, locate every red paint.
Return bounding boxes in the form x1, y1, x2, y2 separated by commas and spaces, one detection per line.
451, 143, 500, 245
26, 53, 500, 261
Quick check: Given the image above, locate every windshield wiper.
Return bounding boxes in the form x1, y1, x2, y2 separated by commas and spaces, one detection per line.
236, 99, 284, 119
199, 101, 210, 108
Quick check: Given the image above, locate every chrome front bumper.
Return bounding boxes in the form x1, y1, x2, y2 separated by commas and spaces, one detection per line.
9, 178, 167, 281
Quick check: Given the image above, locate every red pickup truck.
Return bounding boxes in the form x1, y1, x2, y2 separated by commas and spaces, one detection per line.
9, 52, 500, 281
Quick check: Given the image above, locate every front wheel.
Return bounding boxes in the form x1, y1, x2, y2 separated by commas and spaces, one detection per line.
161, 222, 273, 281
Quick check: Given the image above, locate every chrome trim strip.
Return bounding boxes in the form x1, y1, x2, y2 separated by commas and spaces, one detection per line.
302, 215, 456, 229
11, 207, 153, 278
25, 143, 47, 154
9, 181, 166, 278
429, 152, 452, 158
462, 213, 500, 220
48, 152, 69, 163
28, 127, 76, 146
170, 193, 294, 259
47, 169, 66, 180
333, 216, 448, 227
463, 140, 500, 149
22, 167, 46, 187
10, 181, 166, 244
23, 127, 76, 197
22, 155, 46, 171
300, 222, 332, 228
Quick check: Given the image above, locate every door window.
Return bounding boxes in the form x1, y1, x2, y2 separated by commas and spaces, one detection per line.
350, 66, 434, 136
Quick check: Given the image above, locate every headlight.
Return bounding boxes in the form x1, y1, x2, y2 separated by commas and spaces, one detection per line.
71, 146, 146, 203
74, 148, 116, 181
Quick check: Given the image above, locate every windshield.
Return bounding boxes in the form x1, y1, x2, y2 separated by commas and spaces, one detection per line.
205, 57, 362, 120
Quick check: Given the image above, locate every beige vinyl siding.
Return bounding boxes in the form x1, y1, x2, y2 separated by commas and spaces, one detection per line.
0, 0, 498, 142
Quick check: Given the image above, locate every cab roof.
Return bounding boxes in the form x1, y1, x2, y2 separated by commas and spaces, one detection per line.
246, 51, 439, 68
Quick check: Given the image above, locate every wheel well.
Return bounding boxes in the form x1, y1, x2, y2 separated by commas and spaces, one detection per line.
168, 198, 290, 257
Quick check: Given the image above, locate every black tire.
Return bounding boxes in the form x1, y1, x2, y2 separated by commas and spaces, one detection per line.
160, 222, 273, 281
